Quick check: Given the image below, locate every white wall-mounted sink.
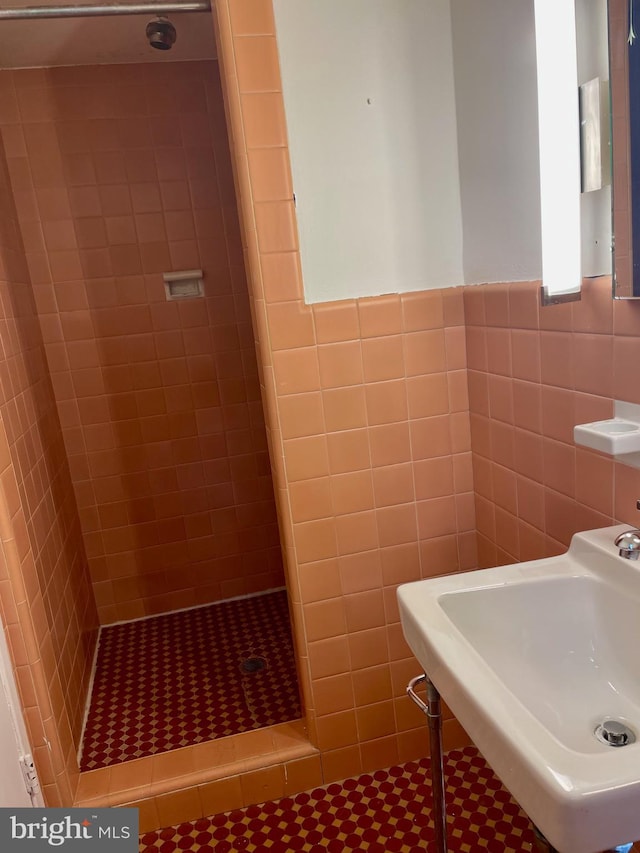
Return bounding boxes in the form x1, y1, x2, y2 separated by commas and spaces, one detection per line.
397, 525, 640, 853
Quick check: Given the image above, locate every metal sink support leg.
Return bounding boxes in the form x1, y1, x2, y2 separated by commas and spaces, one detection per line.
407, 674, 448, 853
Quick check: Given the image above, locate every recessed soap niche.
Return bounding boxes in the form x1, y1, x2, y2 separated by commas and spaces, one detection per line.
163, 270, 205, 301
574, 401, 640, 467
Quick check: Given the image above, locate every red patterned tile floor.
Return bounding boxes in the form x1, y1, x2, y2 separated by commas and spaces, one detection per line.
140, 746, 540, 852
81, 589, 301, 770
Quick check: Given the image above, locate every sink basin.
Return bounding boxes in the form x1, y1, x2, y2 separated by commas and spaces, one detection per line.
397, 524, 640, 853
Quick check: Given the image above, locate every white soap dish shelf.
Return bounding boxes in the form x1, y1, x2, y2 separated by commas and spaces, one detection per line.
574, 401, 640, 462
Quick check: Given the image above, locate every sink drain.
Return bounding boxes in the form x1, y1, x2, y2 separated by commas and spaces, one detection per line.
594, 719, 636, 747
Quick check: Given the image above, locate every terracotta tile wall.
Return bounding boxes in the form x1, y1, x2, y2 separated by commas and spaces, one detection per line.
0, 60, 283, 623
464, 276, 640, 566
0, 127, 98, 805
212, 0, 475, 782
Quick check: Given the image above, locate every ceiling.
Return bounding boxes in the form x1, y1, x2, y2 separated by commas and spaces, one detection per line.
0, 3, 217, 69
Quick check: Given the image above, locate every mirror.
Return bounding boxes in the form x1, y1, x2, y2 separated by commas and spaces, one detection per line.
610, 0, 639, 297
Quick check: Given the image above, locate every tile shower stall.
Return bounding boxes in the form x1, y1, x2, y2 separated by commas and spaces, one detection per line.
0, 56, 303, 804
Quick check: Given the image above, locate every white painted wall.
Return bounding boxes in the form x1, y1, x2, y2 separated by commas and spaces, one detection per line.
450, 0, 542, 284
273, 0, 464, 303
274, 1, 602, 302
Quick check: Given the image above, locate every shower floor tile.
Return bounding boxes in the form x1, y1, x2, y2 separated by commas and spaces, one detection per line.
80, 589, 301, 770
139, 746, 540, 852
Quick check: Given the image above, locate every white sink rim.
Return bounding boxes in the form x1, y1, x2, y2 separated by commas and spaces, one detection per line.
397, 524, 640, 853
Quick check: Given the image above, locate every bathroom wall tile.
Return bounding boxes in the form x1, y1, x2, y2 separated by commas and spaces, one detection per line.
400, 290, 444, 332
485, 327, 512, 376
320, 746, 363, 785
487, 374, 513, 424
312, 673, 354, 716
414, 457, 454, 501
339, 550, 382, 594
372, 464, 415, 508
613, 461, 640, 524
406, 374, 448, 420
308, 636, 351, 681
261, 252, 303, 304
362, 336, 405, 383
304, 598, 347, 642
465, 326, 488, 372
322, 387, 367, 432
443, 325, 467, 371
613, 335, 640, 404
539, 298, 573, 332
283, 435, 329, 482
278, 392, 324, 439
254, 201, 297, 254
240, 93, 288, 148
358, 295, 402, 338
318, 342, 363, 388
575, 449, 614, 517
409, 416, 452, 460
612, 295, 640, 336
326, 430, 370, 475
572, 333, 613, 398
540, 331, 574, 389
229, 0, 276, 36
348, 627, 388, 674
247, 147, 292, 201
543, 439, 576, 499
313, 300, 360, 344
571, 277, 613, 334
483, 283, 510, 327
335, 511, 379, 556
315, 710, 359, 751
266, 300, 315, 350
298, 558, 341, 604
376, 504, 418, 549
540, 386, 575, 444
508, 281, 539, 330
416, 496, 457, 540
294, 518, 338, 563
234, 37, 281, 94
512, 380, 541, 433
331, 471, 375, 516
365, 380, 408, 425
573, 391, 613, 426
352, 664, 392, 707
403, 329, 446, 376
272, 347, 320, 394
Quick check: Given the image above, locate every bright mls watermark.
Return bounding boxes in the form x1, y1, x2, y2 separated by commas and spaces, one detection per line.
0, 808, 138, 851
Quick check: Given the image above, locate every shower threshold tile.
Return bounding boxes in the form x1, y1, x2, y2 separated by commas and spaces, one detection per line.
80, 589, 301, 770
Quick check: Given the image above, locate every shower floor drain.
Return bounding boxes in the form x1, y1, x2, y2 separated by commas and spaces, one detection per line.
241, 656, 266, 673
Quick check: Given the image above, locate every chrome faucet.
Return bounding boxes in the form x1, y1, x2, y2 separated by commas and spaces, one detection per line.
614, 530, 640, 560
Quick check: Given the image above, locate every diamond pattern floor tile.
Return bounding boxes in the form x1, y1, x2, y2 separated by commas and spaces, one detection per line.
140, 746, 540, 852
81, 589, 301, 770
